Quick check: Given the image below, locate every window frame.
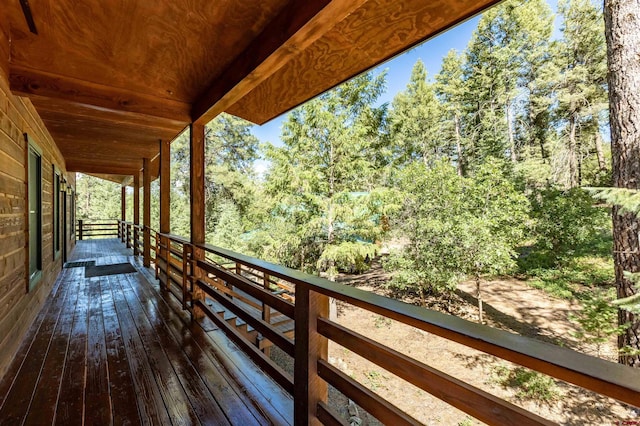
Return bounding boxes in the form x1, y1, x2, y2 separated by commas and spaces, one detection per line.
26, 134, 43, 290
53, 166, 61, 260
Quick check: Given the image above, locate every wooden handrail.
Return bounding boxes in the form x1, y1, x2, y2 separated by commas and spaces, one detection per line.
193, 242, 640, 407
118, 227, 640, 425
76, 219, 119, 240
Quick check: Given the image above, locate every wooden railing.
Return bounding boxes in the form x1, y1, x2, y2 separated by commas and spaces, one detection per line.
76, 219, 119, 240
117, 221, 640, 425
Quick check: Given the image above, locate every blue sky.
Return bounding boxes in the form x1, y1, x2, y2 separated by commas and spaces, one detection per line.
250, 0, 561, 152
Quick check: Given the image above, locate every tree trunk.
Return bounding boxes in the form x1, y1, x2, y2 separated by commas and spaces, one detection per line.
476, 276, 483, 324
454, 114, 464, 177
568, 111, 579, 188
507, 102, 517, 164
594, 130, 607, 172
604, 0, 640, 366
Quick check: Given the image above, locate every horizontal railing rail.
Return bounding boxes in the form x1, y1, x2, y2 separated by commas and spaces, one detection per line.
76, 219, 119, 240
117, 220, 640, 425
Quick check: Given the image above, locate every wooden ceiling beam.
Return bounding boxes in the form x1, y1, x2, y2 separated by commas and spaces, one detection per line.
31, 95, 188, 133
66, 158, 141, 175
0, 10, 9, 81
85, 173, 132, 186
192, 0, 367, 125
10, 65, 191, 122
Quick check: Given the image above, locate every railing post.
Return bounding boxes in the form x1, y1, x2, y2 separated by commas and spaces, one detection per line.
263, 273, 272, 356
182, 243, 191, 311
78, 220, 83, 241
294, 286, 329, 425
190, 245, 205, 320
117, 220, 121, 239
158, 234, 166, 287
155, 232, 160, 280
126, 224, 131, 249
133, 226, 139, 256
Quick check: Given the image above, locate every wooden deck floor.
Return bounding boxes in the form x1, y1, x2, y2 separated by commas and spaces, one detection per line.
0, 239, 292, 425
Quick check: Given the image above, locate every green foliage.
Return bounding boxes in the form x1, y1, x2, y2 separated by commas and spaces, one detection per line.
76, 174, 122, 220
570, 289, 629, 356
317, 242, 378, 276
386, 160, 529, 299
389, 60, 444, 166
208, 201, 246, 252
587, 187, 640, 217
256, 72, 389, 278
493, 365, 559, 402
528, 186, 605, 264
613, 272, 640, 314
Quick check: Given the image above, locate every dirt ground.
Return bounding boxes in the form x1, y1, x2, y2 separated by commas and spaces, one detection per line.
318, 262, 638, 425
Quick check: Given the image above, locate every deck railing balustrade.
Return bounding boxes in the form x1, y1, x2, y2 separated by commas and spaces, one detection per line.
76, 219, 119, 240
115, 220, 640, 426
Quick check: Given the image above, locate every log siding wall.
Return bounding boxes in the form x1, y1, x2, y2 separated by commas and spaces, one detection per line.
0, 51, 75, 378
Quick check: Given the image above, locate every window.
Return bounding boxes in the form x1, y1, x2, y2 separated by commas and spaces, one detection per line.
70, 189, 75, 239
27, 137, 42, 289
53, 167, 61, 259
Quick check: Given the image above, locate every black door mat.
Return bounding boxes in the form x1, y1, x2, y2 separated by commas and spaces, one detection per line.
85, 262, 137, 278
64, 261, 96, 268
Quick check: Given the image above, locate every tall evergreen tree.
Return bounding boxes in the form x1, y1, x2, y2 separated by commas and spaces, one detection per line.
389, 60, 444, 167
263, 72, 388, 278
556, 0, 608, 188
604, 0, 640, 366
435, 50, 467, 176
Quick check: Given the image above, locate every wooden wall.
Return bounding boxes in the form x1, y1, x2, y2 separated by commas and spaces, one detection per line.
0, 30, 75, 378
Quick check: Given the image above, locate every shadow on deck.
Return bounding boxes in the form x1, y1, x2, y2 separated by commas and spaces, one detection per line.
0, 238, 292, 425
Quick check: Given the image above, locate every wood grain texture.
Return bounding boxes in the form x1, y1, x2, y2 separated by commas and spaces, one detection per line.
293, 287, 328, 426
0, 11, 8, 81
66, 158, 141, 175
192, 0, 368, 124
133, 173, 140, 256
159, 139, 170, 234
226, 0, 503, 124
0, 67, 71, 379
8, 0, 288, 102
10, 66, 191, 121
318, 320, 553, 426
143, 158, 152, 267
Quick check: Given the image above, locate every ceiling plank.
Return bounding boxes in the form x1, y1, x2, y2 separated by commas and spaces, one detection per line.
85, 173, 132, 186
192, 0, 368, 125
0, 11, 9, 81
66, 158, 141, 175
31, 95, 188, 133
10, 65, 191, 122
226, 0, 503, 125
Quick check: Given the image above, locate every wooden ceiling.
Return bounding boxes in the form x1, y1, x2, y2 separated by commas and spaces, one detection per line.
5, 0, 501, 185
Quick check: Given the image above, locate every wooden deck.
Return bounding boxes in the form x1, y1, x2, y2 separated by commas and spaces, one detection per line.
0, 239, 292, 425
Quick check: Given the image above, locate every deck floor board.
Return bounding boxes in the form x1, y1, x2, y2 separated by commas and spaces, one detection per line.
0, 239, 293, 425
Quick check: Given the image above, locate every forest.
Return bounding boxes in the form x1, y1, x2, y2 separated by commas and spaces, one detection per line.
76, 0, 639, 367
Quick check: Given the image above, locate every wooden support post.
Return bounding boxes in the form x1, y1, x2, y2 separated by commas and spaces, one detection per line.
0, 9, 9, 82
160, 139, 170, 289
78, 220, 83, 241
294, 286, 329, 426
121, 186, 126, 242
155, 231, 160, 280
190, 123, 206, 320
133, 173, 140, 256
263, 273, 272, 357
143, 158, 151, 267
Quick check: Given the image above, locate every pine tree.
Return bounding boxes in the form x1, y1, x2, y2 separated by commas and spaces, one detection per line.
389, 60, 444, 167
435, 50, 467, 176
262, 72, 389, 278
556, 0, 608, 188
604, 0, 640, 366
